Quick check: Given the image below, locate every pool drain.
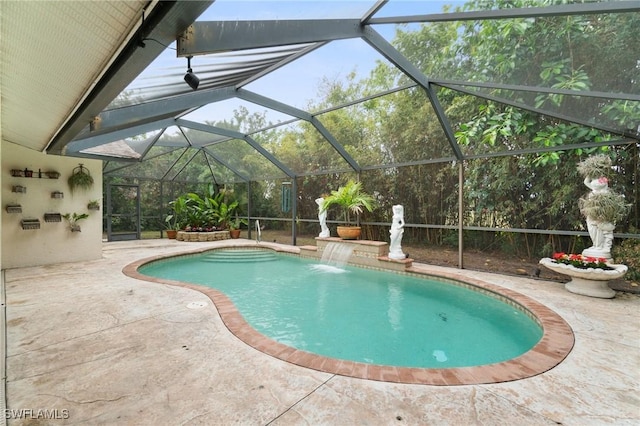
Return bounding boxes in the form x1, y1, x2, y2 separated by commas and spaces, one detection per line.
186, 301, 208, 309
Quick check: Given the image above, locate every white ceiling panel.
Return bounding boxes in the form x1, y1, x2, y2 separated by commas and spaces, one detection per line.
1, 1, 146, 151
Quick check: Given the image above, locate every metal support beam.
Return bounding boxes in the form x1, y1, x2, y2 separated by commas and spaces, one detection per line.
175, 119, 297, 178
160, 148, 190, 181
202, 147, 250, 182
47, 1, 213, 154
458, 161, 464, 269
238, 42, 328, 89
75, 86, 237, 138
237, 89, 361, 172
66, 152, 141, 163
139, 127, 166, 160
202, 147, 219, 186
171, 149, 202, 181
247, 181, 253, 240
244, 135, 297, 179
310, 118, 362, 173
291, 178, 298, 246
368, 2, 640, 24
361, 27, 464, 161
180, 129, 248, 182
432, 79, 640, 102
361, 0, 388, 24
175, 119, 245, 141
205, 148, 248, 182
237, 89, 312, 120
177, 19, 362, 56
440, 83, 640, 140
66, 118, 176, 153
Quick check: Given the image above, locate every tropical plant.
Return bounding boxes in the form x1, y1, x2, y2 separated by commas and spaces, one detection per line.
165, 194, 191, 230
229, 214, 248, 231
62, 212, 89, 232
166, 189, 241, 231
183, 193, 214, 227
87, 200, 100, 210
210, 194, 239, 229
320, 180, 377, 225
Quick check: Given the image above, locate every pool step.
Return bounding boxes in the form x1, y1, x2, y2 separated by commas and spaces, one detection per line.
201, 250, 278, 263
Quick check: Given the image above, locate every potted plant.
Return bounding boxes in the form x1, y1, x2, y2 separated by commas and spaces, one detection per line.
320, 179, 377, 239
165, 194, 190, 239
87, 200, 100, 211
576, 154, 630, 259
210, 194, 239, 230
539, 154, 630, 298
578, 189, 629, 225
68, 164, 94, 194
228, 215, 248, 239
62, 212, 89, 232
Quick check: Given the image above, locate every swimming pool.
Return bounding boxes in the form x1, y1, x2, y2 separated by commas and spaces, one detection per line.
127, 244, 574, 384
140, 249, 541, 368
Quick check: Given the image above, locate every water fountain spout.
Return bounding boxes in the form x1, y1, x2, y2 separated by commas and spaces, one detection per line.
310, 241, 355, 274
321, 242, 354, 268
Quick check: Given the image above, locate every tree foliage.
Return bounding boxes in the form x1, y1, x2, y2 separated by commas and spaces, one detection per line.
105, 0, 638, 258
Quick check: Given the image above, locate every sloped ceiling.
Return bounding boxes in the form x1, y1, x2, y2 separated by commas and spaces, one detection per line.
0, 1, 212, 153
1, 1, 147, 151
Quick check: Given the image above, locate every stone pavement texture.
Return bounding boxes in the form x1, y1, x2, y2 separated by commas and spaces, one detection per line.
4, 239, 639, 425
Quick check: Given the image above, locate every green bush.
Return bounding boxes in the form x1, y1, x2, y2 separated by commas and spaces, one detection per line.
613, 237, 640, 282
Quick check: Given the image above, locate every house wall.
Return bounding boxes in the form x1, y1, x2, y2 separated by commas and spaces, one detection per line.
1, 141, 102, 268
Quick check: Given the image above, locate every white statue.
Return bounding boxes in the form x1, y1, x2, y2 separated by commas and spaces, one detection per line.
582, 177, 614, 259
316, 197, 330, 238
389, 204, 405, 259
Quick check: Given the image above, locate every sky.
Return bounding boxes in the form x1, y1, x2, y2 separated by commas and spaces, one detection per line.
125, 0, 466, 129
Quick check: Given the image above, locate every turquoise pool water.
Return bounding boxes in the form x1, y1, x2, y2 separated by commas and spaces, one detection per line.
139, 249, 542, 368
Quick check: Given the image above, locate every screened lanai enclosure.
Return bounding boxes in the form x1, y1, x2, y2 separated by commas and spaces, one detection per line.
53, 0, 639, 272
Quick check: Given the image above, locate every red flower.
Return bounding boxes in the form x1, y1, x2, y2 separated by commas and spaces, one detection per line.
550, 252, 613, 270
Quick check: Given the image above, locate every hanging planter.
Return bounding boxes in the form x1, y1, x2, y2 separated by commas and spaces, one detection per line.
68, 164, 94, 194
21, 218, 41, 230
6, 204, 22, 214
44, 213, 62, 223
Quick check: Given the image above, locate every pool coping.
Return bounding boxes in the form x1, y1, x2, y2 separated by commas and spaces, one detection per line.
122, 242, 575, 386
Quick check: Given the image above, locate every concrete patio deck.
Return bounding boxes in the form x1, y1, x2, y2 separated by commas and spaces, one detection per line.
4, 239, 639, 425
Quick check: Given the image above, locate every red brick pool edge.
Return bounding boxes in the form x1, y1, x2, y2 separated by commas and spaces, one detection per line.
123, 246, 574, 386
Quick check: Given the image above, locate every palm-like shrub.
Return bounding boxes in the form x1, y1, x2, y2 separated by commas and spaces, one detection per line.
320, 180, 377, 225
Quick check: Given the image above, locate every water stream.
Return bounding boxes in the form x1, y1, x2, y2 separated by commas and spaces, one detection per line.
311, 242, 355, 273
